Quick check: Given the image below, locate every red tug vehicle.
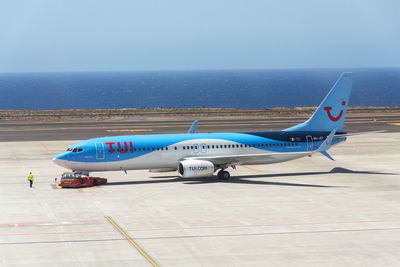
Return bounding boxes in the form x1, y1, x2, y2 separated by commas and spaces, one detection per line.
59, 172, 107, 188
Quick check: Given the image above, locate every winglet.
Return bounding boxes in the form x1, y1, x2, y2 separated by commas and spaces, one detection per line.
316, 128, 337, 160
317, 128, 337, 152
187, 120, 198, 134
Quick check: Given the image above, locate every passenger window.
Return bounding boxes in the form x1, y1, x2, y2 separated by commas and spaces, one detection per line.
212, 145, 215, 149
174, 146, 177, 150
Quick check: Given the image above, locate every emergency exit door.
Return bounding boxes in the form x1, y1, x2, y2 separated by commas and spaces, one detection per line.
306, 136, 314, 151
95, 142, 105, 160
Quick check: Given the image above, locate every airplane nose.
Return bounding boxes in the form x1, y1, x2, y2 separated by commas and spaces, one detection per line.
53, 156, 61, 166
53, 153, 66, 167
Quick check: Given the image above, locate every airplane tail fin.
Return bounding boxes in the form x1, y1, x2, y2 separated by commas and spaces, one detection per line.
284, 72, 353, 132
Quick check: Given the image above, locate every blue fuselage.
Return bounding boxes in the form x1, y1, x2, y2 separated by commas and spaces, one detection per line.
53, 131, 345, 172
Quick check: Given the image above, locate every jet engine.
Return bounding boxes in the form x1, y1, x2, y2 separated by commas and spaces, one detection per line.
178, 160, 215, 178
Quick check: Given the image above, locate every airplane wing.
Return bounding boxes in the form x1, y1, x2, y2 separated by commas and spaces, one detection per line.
184, 129, 337, 166
185, 151, 313, 166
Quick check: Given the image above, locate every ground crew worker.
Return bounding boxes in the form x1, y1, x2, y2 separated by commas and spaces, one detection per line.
28, 172, 34, 188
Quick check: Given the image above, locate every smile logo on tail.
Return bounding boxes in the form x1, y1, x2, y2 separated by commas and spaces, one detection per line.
324, 101, 346, 122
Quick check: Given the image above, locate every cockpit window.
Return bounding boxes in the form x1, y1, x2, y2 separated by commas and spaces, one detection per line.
67, 148, 83, 153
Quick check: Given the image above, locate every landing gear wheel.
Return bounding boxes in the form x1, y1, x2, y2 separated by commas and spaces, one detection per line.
217, 170, 230, 180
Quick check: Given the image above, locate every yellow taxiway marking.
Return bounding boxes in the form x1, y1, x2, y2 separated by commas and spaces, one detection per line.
106, 129, 153, 132
55, 184, 62, 189
388, 123, 400, 126
241, 165, 264, 173
105, 216, 158, 267
77, 189, 85, 193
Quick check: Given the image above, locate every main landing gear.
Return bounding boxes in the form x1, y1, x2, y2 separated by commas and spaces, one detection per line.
217, 170, 230, 180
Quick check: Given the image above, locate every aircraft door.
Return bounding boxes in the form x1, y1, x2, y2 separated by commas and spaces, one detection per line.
95, 142, 105, 160
306, 136, 313, 151
200, 143, 207, 153
193, 144, 199, 154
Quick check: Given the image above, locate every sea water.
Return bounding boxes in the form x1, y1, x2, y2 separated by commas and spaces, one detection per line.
0, 68, 399, 110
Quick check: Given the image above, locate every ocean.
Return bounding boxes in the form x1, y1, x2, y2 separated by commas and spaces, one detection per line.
0, 68, 399, 110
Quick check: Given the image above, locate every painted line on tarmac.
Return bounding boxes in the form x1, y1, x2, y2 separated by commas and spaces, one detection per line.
0, 218, 103, 227
347, 120, 400, 124
241, 165, 264, 173
0, 230, 114, 236
113, 207, 400, 221
125, 219, 392, 232
388, 123, 400, 126
0, 238, 125, 246
52, 185, 96, 190
105, 216, 159, 267
134, 227, 400, 240
2, 227, 400, 245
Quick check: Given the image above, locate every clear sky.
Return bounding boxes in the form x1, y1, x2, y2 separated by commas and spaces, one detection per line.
0, 0, 399, 72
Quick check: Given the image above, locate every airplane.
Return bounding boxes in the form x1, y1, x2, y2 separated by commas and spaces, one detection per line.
53, 72, 356, 180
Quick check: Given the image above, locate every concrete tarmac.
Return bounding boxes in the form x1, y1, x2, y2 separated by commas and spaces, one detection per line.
0, 128, 400, 266
0, 115, 399, 142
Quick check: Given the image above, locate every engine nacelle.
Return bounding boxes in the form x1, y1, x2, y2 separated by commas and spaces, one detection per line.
178, 160, 215, 178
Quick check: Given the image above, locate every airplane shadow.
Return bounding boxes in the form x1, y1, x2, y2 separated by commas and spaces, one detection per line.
102, 167, 398, 188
